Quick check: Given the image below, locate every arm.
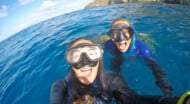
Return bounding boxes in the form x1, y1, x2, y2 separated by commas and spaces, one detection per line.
111, 57, 124, 74
145, 57, 173, 96
136, 40, 173, 96
49, 80, 67, 104
103, 39, 124, 74
108, 74, 137, 103
108, 74, 177, 104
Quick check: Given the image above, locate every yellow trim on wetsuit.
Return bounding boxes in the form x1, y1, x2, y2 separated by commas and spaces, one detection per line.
177, 91, 190, 104
98, 35, 111, 44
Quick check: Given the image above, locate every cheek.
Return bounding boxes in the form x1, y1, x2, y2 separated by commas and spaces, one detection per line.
125, 33, 130, 38
92, 63, 99, 75
92, 66, 98, 74
72, 68, 81, 77
128, 39, 132, 44
115, 42, 120, 46
90, 63, 99, 77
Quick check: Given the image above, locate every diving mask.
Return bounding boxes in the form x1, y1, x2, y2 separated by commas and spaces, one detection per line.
65, 43, 103, 69
109, 23, 133, 42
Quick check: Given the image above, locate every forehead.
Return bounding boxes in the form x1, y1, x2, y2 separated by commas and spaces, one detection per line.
71, 39, 93, 47
112, 20, 131, 27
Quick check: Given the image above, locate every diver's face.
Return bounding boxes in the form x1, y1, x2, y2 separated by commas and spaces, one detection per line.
115, 31, 132, 52
111, 21, 132, 52
71, 40, 99, 85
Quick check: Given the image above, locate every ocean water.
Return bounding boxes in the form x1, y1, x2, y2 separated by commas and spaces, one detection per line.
0, 2, 190, 104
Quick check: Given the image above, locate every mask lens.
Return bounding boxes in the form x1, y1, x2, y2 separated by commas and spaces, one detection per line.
110, 29, 130, 42
109, 24, 132, 42
71, 49, 82, 63
109, 29, 118, 39
86, 46, 101, 60
66, 44, 102, 64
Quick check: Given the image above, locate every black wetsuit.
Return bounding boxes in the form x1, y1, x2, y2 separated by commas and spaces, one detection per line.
50, 72, 136, 104
50, 72, 178, 104
103, 38, 173, 96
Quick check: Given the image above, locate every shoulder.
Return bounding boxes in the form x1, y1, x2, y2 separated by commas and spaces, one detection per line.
103, 39, 118, 54
52, 79, 66, 87
104, 72, 117, 79
135, 39, 148, 48
50, 79, 68, 104
103, 39, 115, 48
135, 39, 155, 60
51, 79, 67, 92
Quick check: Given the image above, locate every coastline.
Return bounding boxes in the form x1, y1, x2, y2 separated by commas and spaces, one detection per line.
85, 0, 190, 8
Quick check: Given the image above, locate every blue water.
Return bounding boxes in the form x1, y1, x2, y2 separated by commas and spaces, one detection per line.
0, 2, 190, 104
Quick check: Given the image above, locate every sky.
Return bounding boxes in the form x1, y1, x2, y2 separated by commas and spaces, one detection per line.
0, 0, 93, 42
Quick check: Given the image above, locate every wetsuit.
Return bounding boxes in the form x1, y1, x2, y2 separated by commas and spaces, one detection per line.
103, 36, 173, 96
50, 72, 136, 104
50, 72, 179, 104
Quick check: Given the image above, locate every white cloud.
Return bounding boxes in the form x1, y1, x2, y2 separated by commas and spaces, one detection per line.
17, 23, 28, 30
32, 0, 93, 23
19, 0, 33, 5
39, 0, 56, 10
19, 0, 93, 28
0, 5, 8, 18
0, 0, 94, 42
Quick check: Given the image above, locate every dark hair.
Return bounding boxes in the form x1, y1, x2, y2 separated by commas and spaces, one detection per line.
67, 37, 106, 101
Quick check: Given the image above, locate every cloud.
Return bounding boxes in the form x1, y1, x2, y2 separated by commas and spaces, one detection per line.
18, 0, 93, 27
13, 0, 94, 35
0, 0, 93, 42
19, 0, 33, 5
17, 23, 28, 30
33, 0, 93, 22
0, 5, 8, 18
39, 0, 56, 10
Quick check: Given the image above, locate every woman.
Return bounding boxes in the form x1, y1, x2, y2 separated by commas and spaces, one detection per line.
49, 37, 181, 104
103, 18, 173, 96
49, 37, 135, 104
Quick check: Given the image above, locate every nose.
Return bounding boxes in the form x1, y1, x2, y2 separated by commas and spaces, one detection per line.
81, 53, 91, 66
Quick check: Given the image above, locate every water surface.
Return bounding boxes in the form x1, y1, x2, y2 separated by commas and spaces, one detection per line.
0, 2, 190, 104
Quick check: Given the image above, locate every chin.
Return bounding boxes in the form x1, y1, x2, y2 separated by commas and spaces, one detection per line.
119, 48, 128, 52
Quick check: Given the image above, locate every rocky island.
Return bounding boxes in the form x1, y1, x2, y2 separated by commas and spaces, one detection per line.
86, 0, 190, 8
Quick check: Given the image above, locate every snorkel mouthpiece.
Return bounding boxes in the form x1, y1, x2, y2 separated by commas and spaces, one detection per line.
72, 53, 98, 69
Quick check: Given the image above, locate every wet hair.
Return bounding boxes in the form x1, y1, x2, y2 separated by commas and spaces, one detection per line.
111, 18, 131, 27
111, 18, 134, 36
66, 37, 106, 101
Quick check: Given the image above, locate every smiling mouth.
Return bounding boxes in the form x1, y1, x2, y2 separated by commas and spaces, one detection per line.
80, 67, 92, 77
118, 42, 127, 50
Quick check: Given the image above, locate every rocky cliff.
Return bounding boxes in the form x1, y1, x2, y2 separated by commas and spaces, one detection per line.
86, 0, 189, 8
